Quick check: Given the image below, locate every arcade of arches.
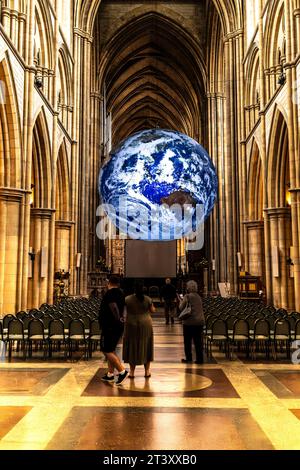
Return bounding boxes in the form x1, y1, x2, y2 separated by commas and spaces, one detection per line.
0, 0, 300, 316
2, 0, 300, 454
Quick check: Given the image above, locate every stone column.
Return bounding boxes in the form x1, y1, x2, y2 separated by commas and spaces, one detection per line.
0, 189, 27, 314
90, 91, 102, 272
72, 29, 93, 295
55, 221, 73, 272
285, 0, 300, 311
21, 0, 36, 310
244, 220, 265, 280
28, 208, 55, 309
207, 92, 227, 289
18, 13, 26, 58
259, 0, 272, 305
266, 208, 294, 309
223, 35, 240, 295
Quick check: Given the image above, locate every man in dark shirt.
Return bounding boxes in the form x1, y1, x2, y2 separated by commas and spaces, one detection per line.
99, 275, 128, 385
161, 278, 177, 325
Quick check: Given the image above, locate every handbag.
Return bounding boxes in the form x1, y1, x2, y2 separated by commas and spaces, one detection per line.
178, 296, 192, 321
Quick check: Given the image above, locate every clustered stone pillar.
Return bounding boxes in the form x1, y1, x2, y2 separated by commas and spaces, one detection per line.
265, 208, 294, 310
244, 221, 265, 279
27, 208, 55, 309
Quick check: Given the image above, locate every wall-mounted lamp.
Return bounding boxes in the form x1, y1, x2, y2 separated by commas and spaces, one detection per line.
29, 248, 36, 263
30, 184, 35, 206
286, 182, 292, 207
35, 76, 43, 89
278, 66, 286, 86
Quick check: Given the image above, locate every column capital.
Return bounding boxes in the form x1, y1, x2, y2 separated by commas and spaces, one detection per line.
90, 92, 103, 101
264, 207, 291, 219
30, 208, 56, 219
294, 9, 300, 18
73, 28, 93, 43
243, 220, 264, 229
224, 28, 244, 42
55, 220, 75, 229
0, 187, 27, 202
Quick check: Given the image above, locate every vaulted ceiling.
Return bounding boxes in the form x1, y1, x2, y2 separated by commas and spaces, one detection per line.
95, 11, 207, 144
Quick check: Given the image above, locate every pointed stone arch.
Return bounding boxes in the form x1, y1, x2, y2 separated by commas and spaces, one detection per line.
267, 107, 289, 208
75, 0, 242, 36
54, 138, 72, 274
55, 138, 70, 222
266, 107, 294, 309
97, 11, 206, 144
0, 54, 22, 314
245, 139, 265, 279
31, 108, 52, 209
248, 139, 263, 221
27, 108, 53, 309
0, 54, 21, 189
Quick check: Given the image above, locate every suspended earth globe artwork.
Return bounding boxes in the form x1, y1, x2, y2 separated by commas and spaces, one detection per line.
99, 129, 218, 241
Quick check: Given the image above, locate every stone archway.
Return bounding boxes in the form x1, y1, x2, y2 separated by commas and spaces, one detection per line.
245, 139, 265, 281
0, 55, 22, 314
266, 109, 295, 309
27, 109, 53, 309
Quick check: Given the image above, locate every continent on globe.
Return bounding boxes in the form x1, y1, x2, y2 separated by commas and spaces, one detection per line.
99, 129, 218, 241
160, 190, 196, 208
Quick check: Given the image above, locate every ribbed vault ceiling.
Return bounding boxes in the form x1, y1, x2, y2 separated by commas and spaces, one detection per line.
96, 13, 207, 145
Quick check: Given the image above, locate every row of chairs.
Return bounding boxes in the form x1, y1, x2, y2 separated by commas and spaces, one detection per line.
205, 312, 300, 334
205, 317, 299, 360
0, 317, 101, 360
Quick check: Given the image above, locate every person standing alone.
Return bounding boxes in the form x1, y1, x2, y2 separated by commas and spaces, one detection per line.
178, 280, 205, 364
99, 275, 128, 385
161, 278, 177, 325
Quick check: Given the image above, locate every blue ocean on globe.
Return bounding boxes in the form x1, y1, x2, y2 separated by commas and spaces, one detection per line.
99, 129, 218, 241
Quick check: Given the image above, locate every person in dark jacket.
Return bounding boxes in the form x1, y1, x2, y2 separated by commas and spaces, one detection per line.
99, 275, 128, 385
178, 280, 205, 364
161, 278, 177, 325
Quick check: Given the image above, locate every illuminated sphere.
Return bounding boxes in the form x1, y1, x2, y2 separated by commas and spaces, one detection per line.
99, 129, 218, 241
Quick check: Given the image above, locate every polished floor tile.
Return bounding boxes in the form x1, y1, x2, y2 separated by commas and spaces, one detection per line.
47, 406, 273, 450
253, 370, 300, 398
0, 368, 69, 395
0, 407, 31, 439
82, 368, 239, 398
1, 313, 300, 450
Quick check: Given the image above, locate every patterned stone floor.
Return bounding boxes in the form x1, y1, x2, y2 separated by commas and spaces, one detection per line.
1, 314, 300, 450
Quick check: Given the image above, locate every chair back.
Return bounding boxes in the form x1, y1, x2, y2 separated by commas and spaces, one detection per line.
233, 319, 249, 338
254, 319, 270, 338
69, 319, 85, 338
3, 314, 15, 329
81, 315, 91, 330
16, 311, 27, 320
29, 309, 42, 318
90, 319, 101, 336
212, 319, 227, 337
28, 319, 45, 339
8, 319, 24, 339
274, 318, 290, 338
23, 314, 34, 330
226, 316, 236, 330
287, 315, 296, 331
41, 314, 54, 330
295, 320, 300, 339
49, 319, 65, 338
